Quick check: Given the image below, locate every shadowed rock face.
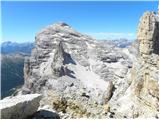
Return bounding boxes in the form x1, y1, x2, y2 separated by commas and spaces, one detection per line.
51, 41, 76, 77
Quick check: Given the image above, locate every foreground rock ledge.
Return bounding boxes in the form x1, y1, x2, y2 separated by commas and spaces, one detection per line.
0, 94, 42, 119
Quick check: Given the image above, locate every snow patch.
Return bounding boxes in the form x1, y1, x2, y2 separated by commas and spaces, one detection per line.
74, 63, 108, 91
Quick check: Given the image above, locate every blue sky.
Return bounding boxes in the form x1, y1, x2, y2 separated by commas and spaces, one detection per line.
1, 1, 158, 43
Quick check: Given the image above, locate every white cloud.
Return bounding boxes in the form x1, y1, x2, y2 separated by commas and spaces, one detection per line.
87, 32, 136, 40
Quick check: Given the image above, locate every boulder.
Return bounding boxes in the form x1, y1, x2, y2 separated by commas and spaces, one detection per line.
0, 94, 42, 119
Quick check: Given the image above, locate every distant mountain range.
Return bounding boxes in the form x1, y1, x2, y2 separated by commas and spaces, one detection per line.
100, 38, 133, 48
1, 39, 132, 55
1, 41, 34, 54
111, 39, 133, 48
1, 41, 34, 98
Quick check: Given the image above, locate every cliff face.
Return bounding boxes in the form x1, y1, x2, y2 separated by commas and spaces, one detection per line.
132, 11, 159, 117
21, 22, 134, 118
138, 12, 159, 56
110, 11, 159, 118
134, 11, 159, 96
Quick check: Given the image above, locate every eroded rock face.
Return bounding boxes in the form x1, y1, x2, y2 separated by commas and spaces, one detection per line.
137, 11, 159, 56
0, 94, 42, 119
109, 11, 159, 118
21, 22, 134, 118
133, 11, 159, 117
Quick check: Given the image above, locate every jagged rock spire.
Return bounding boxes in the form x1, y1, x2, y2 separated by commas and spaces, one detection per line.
137, 11, 159, 58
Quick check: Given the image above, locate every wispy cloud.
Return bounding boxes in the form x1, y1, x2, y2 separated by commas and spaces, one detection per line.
87, 32, 136, 40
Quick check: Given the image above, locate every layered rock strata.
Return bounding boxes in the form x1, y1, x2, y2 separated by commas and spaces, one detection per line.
21, 22, 133, 118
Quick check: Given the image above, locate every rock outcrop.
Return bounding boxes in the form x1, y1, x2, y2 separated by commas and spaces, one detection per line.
136, 12, 159, 103
109, 11, 159, 118
138, 12, 159, 56
0, 94, 42, 119
131, 11, 159, 118
21, 22, 133, 118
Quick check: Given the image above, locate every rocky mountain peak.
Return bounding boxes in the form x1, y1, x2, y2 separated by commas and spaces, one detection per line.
37, 22, 80, 38
53, 22, 71, 27
21, 20, 135, 118
35, 22, 93, 51
137, 11, 159, 58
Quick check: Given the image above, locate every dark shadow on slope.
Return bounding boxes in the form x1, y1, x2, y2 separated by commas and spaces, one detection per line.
153, 21, 159, 55
65, 67, 76, 78
64, 52, 76, 65
29, 110, 60, 119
